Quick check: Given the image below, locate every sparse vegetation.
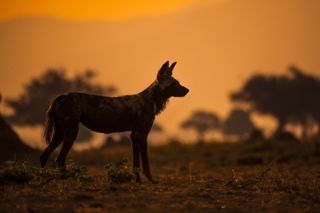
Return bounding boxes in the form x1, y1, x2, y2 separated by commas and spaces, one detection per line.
0, 160, 93, 185
1, 140, 320, 212
105, 159, 133, 184
0, 161, 33, 184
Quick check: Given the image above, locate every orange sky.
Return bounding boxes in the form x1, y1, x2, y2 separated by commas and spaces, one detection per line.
1, 0, 198, 20
0, 0, 320, 147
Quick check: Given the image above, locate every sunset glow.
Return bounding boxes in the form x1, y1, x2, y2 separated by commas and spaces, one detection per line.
0, 1, 320, 210
1, 0, 195, 20
0, 0, 320, 146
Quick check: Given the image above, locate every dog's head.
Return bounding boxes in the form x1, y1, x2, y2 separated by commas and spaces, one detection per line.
156, 61, 189, 98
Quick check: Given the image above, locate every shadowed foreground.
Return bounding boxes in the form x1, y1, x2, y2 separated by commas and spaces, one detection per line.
1, 140, 320, 212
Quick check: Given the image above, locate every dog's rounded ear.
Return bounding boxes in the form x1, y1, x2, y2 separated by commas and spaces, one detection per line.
157, 61, 169, 80
168, 62, 176, 76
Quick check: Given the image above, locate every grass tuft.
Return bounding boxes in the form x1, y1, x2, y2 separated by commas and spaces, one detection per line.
105, 159, 133, 184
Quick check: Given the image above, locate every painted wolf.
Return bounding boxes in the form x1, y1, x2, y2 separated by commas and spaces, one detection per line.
40, 61, 189, 182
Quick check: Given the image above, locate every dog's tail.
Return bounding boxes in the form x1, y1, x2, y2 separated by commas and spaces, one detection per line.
44, 95, 66, 144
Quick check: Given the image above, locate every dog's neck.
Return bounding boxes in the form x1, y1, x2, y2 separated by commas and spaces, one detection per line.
140, 81, 170, 115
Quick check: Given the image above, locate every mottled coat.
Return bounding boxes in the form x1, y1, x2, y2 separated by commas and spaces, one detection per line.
40, 61, 189, 182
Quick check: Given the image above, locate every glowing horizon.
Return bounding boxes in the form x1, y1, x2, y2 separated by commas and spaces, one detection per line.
1, 0, 197, 21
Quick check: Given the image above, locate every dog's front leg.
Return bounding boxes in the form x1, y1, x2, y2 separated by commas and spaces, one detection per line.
137, 132, 156, 183
130, 131, 141, 182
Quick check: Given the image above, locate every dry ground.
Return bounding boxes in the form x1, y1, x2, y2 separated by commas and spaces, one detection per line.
1, 140, 320, 213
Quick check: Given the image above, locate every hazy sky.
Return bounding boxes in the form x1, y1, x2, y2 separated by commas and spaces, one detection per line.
0, 0, 320, 146
1, 0, 199, 20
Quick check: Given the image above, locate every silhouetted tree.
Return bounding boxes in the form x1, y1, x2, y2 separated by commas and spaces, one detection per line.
5, 69, 116, 142
151, 122, 163, 133
247, 128, 265, 142
181, 110, 220, 141
287, 66, 320, 137
231, 66, 320, 138
103, 133, 131, 148
222, 108, 256, 139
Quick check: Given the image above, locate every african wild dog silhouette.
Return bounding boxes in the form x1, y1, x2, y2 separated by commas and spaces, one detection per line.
40, 61, 189, 182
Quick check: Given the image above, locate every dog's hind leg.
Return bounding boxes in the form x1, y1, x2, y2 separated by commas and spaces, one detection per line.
40, 129, 63, 167
56, 119, 79, 168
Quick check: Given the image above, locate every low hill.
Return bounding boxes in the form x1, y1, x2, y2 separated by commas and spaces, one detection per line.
0, 114, 39, 162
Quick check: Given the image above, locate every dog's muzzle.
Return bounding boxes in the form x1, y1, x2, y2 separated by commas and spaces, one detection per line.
175, 86, 189, 97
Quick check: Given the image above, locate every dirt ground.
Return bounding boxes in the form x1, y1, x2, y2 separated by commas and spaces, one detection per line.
1, 140, 320, 213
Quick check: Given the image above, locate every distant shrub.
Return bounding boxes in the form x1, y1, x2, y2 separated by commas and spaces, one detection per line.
105, 159, 133, 184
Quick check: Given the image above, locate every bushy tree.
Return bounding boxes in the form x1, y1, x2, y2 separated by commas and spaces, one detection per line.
231, 66, 320, 137
222, 108, 256, 138
151, 122, 163, 133
181, 110, 220, 141
5, 69, 116, 142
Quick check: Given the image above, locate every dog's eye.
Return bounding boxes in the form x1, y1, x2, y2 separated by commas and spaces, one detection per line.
171, 80, 179, 86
